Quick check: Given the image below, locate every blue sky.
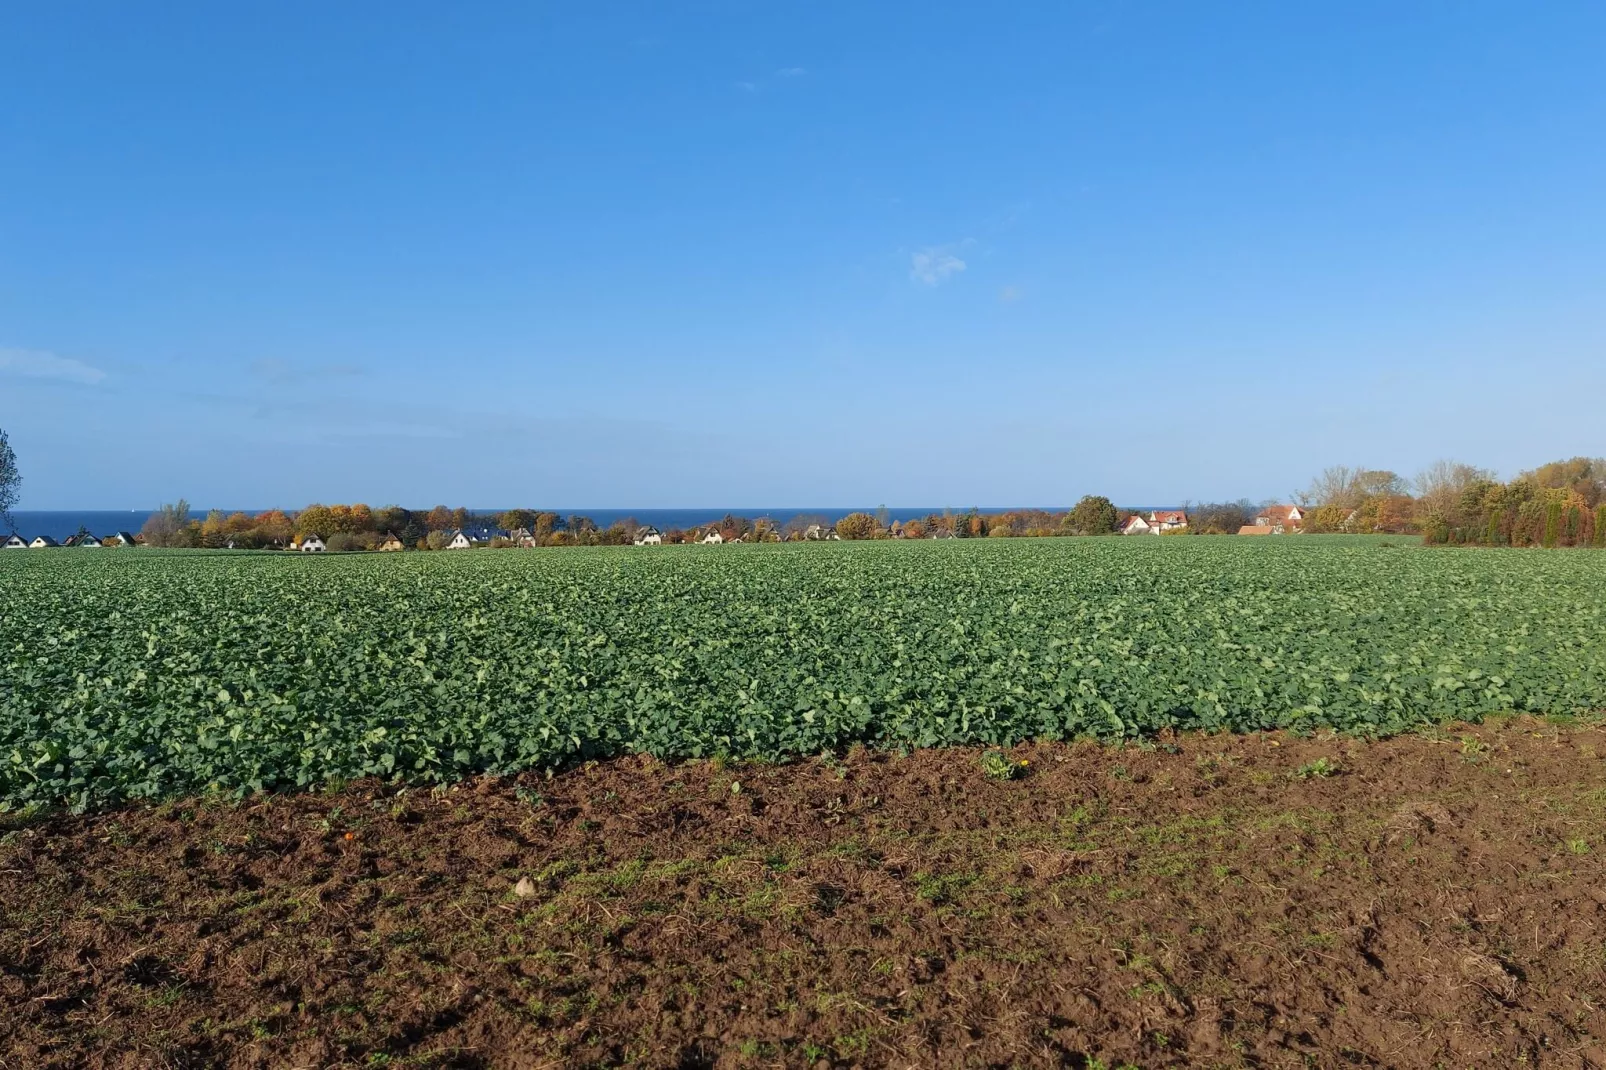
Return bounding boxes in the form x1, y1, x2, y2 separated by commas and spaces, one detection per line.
3, 2, 1603, 510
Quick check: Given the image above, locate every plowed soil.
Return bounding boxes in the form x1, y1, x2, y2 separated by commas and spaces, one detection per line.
4, 717, 1606, 1069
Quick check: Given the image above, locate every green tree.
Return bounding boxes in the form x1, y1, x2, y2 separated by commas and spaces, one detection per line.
374, 505, 410, 533
1065, 495, 1118, 535
499, 509, 536, 532
0, 427, 19, 527
1185, 501, 1255, 535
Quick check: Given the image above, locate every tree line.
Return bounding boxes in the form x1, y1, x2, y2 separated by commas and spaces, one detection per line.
1297, 457, 1606, 547
105, 454, 1606, 551
133, 497, 1143, 549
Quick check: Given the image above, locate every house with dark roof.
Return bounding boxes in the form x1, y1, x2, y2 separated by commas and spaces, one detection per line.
4, 534, 26, 549
63, 533, 103, 548
446, 531, 474, 550
29, 535, 59, 548
633, 526, 662, 546
297, 535, 326, 552
107, 531, 138, 546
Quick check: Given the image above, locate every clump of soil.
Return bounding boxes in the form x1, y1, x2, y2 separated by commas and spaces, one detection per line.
3, 716, 1605, 1068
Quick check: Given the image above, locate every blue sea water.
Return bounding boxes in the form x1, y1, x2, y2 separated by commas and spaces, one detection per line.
7, 507, 1094, 542
7, 511, 163, 542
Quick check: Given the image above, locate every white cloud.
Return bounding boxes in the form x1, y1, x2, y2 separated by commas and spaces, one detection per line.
0, 346, 107, 385
910, 248, 967, 286
735, 80, 758, 92
776, 66, 806, 77
999, 285, 1022, 303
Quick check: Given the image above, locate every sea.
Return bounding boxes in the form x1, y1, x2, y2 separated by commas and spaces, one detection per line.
6, 507, 1087, 542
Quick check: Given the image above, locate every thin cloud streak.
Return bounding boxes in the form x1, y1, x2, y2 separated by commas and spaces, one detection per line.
0, 346, 107, 386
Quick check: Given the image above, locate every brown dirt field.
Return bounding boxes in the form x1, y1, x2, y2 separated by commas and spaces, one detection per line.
3, 717, 1606, 1069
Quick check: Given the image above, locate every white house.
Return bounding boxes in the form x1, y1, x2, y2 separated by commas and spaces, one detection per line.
4, 534, 26, 549
447, 531, 474, 550
633, 526, 662, 546
700, 529, 724, 544
299, 536, 326, 552
1252, 505, 1305, 534
1122, 511, 1188, 535
108, 531, 138, 546
30, 535, 59, 548
64, 533, 102, 548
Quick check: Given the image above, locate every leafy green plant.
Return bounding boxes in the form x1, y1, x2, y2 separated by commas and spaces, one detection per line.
1293, 757, 1341, 780
980, 750, 1028, 780
3, 537, 1605, 811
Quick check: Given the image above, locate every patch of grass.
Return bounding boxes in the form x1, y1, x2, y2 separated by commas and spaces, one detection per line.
912, 871, 979, 905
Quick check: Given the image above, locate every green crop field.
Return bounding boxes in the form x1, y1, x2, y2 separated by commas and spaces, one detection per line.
2, 537, 1604, 811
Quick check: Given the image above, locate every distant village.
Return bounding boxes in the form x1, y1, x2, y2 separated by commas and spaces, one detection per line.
9, 455, 1603, 552
4, 502, 1322, 552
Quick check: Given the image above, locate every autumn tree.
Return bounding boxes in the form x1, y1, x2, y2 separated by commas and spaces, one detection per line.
254, 510, 295, 545
1414, 460, 1494, 525
140, 500, 194, 548
834, 512, 878, 540
295, 505, 337, 538
200, 510, 229, 548
425, 506, 453, 531
1522, 457, 1606, 507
